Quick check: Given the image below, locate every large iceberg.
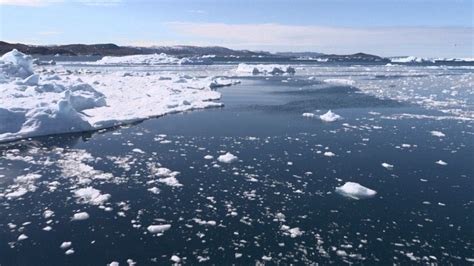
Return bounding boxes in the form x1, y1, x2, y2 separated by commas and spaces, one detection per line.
0, 50, 238, 143
94, 53, 213, 65
236, 63, 295, 75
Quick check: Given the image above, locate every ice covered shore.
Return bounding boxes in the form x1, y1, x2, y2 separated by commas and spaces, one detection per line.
0, 50, 238, 142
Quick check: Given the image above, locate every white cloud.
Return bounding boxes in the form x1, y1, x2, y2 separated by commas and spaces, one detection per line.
0, 0, 61, 6
167, 22, 473, 57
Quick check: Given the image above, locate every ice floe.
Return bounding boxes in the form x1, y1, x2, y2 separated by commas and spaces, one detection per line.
71, 212, 90, 221
217, 152, 238, 163
320, 110, 342, 122
0, 50, 240, 143
335, 182, 377, 200
73, 187, 111, 205
147, 224, 171, 234
324, 78, 355, 86
430, 131, 446, 137
236, 63, 295, 75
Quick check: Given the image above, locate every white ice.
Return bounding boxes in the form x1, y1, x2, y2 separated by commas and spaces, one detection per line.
71, 212, 90, 221
335, 182, 377, 200
236, 63, 295, 75
0, 50, 239, 143
217, 152, 238, 163
320, 110, 342, 122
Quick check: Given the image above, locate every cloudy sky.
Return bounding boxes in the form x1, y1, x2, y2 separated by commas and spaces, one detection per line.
0, 0, 472, 57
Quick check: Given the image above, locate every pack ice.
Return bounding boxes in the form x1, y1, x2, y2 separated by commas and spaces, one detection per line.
0, 50, 238, 142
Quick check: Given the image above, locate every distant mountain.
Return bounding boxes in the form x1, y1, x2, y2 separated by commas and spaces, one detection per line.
315, 52, 389, 63
0, 41, 270, 57
0, 41, 394, 64
276, 51, 324, 57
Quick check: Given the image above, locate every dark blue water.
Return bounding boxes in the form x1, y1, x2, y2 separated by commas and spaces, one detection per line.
0, 74, 473, 265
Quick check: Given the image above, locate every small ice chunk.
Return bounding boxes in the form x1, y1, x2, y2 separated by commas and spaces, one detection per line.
324, 151, 335, 157
65, 249, 75, 255
204, 155, 214, 160
132, 148, 145, 154
171, 255, 181, 263
381, 163, 394, 170
320, 110, 342, 122
302, 112, 316, 118
71, 212, 90, 221
60, 242, 72, 249
108, 262, 119, 266
43, 209, 54, 219
335, 182, 377, 200
147, 224, 171, 234
430, 131, 445, 137
17, 234, 28, 241
217, 152, 238, 163
435, 160, 447, 166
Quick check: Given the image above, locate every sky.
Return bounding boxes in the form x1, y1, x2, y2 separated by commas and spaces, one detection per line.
0, 0, 473, 57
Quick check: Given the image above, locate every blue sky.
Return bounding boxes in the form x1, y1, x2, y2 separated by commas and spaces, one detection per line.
0, 0, 472, 57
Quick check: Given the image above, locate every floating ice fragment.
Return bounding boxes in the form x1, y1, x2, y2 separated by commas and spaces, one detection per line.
430, 131, 445, 137
71, 212, 90, 221
65, 249, 75, 255
323, 151, 335, 157
302, 112, 316, 118
74, 187, 111, 205
171, 255, 181, 263
320, 110, 342, 122
324, 78, 355, 86
204, 155, 214, 160
435, 160, 447, 166
147, 224, 171, 234
60, 241, 72, 249
43, 209, 54, 219
132, 148, 145, 154
335, 182, 377, 200
217, 152, 238, 163
17, 234, 28, 241
381, 163, 394, 170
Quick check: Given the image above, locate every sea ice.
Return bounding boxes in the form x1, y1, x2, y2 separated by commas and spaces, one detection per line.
335, 182, 377, 200
324, 78, 355, 86
381, 163, 394, 170
0, 50, 240, 143
236, 63, 295, 75
147, 224, 171, 234
302, 112, 316, 118
71, 212, 90, 221
320, 110, 342, 122
435, 160, 447, 165
60, 242, 72, 249
94, 53, 212, 65
73, 187, 111, 205
430, 131, 446, 137
217, 152, 238, 163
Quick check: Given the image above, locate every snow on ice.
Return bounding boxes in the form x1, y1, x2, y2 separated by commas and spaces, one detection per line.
0, 50, 239, 143
335, 182, 377, 200
320, 110, 342, 122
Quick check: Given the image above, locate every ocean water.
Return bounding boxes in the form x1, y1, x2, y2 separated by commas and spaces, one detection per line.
0, 63, 473, 265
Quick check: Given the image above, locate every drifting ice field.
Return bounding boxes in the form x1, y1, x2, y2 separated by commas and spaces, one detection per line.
0, 53, 473, 265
